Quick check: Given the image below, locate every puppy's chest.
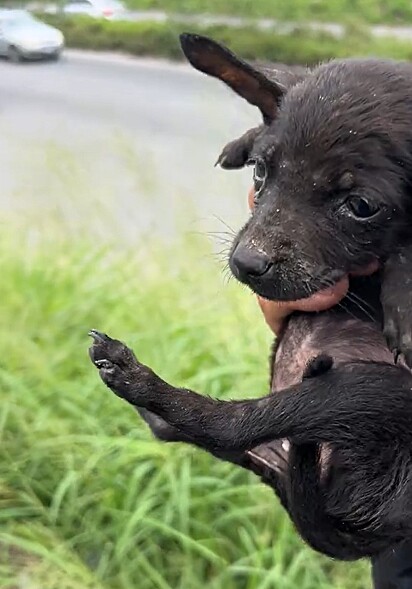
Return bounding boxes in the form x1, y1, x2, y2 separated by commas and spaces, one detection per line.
271, 311, 393, 391
264, 311, 394, 483
271, 314, 325, 390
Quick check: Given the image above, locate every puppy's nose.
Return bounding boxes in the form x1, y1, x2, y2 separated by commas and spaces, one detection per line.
231, 244, 272, 280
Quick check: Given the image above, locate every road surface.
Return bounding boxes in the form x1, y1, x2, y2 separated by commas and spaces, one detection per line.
0, 50, 257, 245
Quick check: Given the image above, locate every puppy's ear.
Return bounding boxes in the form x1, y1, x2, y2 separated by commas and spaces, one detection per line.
180, 33, 287, 124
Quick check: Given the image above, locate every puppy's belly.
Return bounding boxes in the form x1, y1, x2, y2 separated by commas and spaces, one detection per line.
272, 312, 394, 390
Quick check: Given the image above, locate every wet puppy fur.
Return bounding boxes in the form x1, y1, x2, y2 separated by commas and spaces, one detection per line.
90, 35, 412, 561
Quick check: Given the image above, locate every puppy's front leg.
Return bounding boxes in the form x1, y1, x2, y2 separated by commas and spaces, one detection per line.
88, 329, 270, 452
89, 331, 412, 452
89, 332, 288, 486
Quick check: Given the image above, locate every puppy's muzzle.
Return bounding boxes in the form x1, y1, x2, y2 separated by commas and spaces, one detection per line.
230, 244, 272, 281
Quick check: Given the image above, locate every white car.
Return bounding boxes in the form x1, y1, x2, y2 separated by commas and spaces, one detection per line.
60, 0, 126, 19
0, 9, 64, 62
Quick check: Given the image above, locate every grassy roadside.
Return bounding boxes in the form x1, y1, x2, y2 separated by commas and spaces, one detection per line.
0, 226, 370, 589
39, 14, 412, 65
126, 0, 412, 26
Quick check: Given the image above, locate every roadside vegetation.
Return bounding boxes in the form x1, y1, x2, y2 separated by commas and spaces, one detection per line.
9, 0, 412, 25
0, 2, 401, 585
38, 14, 412, 65
0, 222, 371, 589
129, 0, 412, 25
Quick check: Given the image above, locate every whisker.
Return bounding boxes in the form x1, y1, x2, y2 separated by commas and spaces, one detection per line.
185, 229, 234, 246
213, 245, 231, 257
346, 289, 377, 316
344, 292, 377, 323
213, 255, 231, 268
335, 300, 362, 323
211, 214, 237, 236
222, 265, 234, 286
209, 238, 234, 247
311, 275, 377, 323
206, 230, 235, 238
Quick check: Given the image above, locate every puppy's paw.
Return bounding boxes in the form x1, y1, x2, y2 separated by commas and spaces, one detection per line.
216, 137, 251, 169
248, 439, 290, 476
88, 330, 154, 402
382, 249, 412, 368
216, 126, 263, 170
383, 309, 412, 368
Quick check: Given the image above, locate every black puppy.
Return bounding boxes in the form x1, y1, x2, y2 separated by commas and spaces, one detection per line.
180, 35, 412, 365
89, 36, 412, 561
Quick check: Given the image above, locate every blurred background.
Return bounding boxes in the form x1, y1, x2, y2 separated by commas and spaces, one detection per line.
1, 2, 409, 587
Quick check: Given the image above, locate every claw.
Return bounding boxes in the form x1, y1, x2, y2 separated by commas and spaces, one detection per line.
88, 329, 111, 343
94, 358, 115, 372
405, 351, 412, 369
215, 153, 226, 168
393, 348, 401, 364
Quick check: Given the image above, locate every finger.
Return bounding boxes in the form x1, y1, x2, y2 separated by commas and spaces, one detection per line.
248, 186, 255, 210
257, 296, 291, 335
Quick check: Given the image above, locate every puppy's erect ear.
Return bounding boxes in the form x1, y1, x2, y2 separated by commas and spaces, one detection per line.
180, 33, 286, 124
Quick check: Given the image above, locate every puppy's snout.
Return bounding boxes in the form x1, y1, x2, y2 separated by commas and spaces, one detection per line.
230, 244, 272, 281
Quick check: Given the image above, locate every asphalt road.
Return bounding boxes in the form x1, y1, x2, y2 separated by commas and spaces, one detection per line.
0, 50, 257, 244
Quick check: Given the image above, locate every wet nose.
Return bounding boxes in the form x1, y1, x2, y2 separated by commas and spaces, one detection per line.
230, 244, 272, 281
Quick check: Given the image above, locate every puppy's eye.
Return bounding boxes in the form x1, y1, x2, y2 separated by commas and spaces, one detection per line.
247, 158, 267, 199
346, 196, 379, 219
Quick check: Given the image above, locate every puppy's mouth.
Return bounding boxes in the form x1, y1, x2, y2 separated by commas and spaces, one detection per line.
231, 254, 379, 307
242, 269, 350, 305
297, 260, 379, 310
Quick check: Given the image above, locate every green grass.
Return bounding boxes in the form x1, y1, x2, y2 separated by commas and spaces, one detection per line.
8, 0, 412, 23
36, 14, 412, 65
0, 224, 371, 588
130, 0, 412, 25
18, 0, 412, 25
